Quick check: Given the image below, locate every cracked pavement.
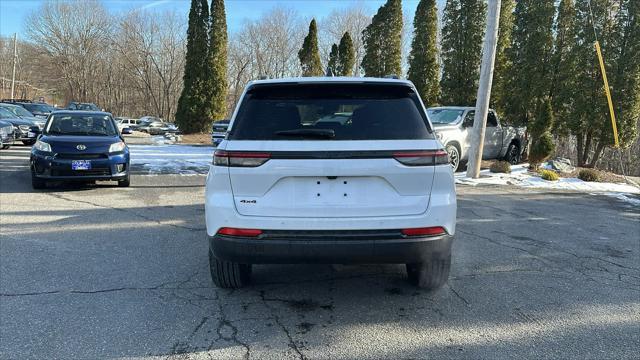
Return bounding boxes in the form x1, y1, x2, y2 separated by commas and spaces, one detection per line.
1, 146, 639, 359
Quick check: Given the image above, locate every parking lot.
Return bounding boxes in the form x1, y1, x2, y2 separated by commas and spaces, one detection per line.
1, 144, 639, 359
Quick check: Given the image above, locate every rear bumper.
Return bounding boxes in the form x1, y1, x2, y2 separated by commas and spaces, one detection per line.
210, 232, 453, 264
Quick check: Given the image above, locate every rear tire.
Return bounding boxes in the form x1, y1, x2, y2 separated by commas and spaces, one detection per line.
446, 144, 461, 172
31, 174, 46, 189
22, 140, 36, 146
209, 250, 251, 288
406, 253, 451, 291
504, 143, 521, 165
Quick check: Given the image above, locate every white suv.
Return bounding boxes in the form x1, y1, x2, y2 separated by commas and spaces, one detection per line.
205, 77, 456, 289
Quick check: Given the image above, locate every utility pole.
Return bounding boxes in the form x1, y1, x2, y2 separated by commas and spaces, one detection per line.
10, 33, 17, 99
465, 0, 501, 178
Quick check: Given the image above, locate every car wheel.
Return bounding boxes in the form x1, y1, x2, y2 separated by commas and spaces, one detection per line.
446, 144, 461, 172
118, 175, 130, 187
31, 174, 46, 190
406, 253, 451, 291
504, 143, 521, 165
209, 250, 251, 288
22, 140, 36, 146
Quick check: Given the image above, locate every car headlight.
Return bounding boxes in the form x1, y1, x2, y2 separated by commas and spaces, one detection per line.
34, 140, 51, 152
109, 141, 126, 153
19, 125, 31, 131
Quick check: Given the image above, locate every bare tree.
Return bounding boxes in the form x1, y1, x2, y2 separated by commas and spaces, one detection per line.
227, 6, 305, 108
319, 3, 371, 76
114, 10, 186, 119
25, 1, 112, 103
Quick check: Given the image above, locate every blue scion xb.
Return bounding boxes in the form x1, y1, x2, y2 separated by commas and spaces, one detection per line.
30, 111, 130, 189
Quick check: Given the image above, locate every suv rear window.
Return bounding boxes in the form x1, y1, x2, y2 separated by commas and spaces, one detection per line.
229, 84, 434, 140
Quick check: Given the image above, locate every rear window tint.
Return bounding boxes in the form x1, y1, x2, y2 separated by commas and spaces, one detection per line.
229, 84, 434, 141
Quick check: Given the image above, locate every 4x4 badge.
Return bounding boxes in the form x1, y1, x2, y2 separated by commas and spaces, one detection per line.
239, 199, 256, 204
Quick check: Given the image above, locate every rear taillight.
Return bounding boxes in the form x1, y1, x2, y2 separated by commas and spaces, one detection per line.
401, 227, 447, 237
217, 227, 263, 237
214, 150, 271, 167
393, 150, 449, 166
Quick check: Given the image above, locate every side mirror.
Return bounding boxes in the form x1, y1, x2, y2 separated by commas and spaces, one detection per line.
462, 117, 474, 128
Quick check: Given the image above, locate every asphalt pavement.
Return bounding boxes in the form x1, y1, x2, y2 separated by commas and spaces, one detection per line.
1, 145, 639, 359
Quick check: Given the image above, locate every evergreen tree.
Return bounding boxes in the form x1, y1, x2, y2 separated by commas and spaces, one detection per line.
610, 0, 639, 150
361, 0, 403, 77
503, 0, 555, 127
327, 44, 339, 76
568, 0, 639, 166
208, 0, 228, 121
298, 19, 323, 77
337, 32, 355, 76
407, 0, 440, 106
491, 0, 516, 114
549, 0, 577, 136
440, 0, 486, 105
529, 99, 556, 167
175, 0, 210, 133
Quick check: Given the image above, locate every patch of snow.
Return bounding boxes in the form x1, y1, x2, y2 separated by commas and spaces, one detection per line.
129, 144, 213, 175
456, 164, 640, 206
602, 193, 640, 207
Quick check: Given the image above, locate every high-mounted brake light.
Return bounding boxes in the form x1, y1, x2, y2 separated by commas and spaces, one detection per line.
401, 227, 447, 237
214, 150, 271, 167
393, 150, 449, 166
217, 227, 263, 237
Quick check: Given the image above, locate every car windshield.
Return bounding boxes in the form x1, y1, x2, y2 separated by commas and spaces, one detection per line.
230, 84, 434, 140
22, 103, 53, 113
2, 105, 33, 118
0, 108, 16, 119
46, 114, 117, 136
426, 108, 465, 124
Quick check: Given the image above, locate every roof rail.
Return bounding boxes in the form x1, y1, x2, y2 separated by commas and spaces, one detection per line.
383, 75, 399, 79
258, 75, 268, 80
1, 99, 34, 103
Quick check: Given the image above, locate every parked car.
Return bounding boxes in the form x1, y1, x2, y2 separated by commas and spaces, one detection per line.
1, 99, 54, 119
205, 77, 456, 289
0, 103, 46, 129
0, 120, 14, 149
30, 111, 130, 189
0, 107, 40, 145
211, 120, 229, 146
138, 118, 179, 135
427, 106, 526, 172
66, 102, 102, 111
115, 117, 141, 131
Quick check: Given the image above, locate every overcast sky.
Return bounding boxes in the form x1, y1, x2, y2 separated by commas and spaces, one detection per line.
0, 0, 453, 38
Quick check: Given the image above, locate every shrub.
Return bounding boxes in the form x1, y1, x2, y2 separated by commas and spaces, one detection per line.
578, 168, 599, 182
490, 160, 512, 174
539, 169, 559, 181
528, 99, 556, 168
528, 132, 555, 167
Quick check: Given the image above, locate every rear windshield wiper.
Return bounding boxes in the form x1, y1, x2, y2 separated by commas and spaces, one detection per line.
274, 128, 335, 139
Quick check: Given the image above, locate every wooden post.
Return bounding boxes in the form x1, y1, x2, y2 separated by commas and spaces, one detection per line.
466, 0, 501, 178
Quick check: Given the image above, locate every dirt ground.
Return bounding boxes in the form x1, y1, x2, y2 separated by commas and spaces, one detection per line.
179, 133, 212, 145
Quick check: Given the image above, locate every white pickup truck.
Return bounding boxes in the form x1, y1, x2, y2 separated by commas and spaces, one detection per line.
427, 106, 526, 172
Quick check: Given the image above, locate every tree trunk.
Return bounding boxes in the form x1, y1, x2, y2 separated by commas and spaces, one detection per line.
577, 133, 585, 166
582, 131, 592, 166
587, 141, 606, 168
